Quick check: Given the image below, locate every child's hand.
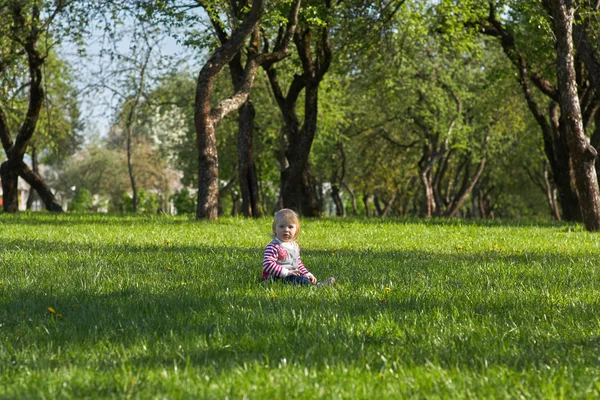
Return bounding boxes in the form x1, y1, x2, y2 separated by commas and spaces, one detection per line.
306, 273, 317, 284
288, 269, 302, 276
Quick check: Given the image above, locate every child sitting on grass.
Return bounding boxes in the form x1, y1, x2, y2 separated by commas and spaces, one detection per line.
262, 208, 335, 287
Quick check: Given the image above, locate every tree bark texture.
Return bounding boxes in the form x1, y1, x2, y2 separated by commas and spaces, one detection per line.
551, 0, 600, 231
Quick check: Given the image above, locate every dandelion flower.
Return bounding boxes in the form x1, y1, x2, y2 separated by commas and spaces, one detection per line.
47, 307, 56, 314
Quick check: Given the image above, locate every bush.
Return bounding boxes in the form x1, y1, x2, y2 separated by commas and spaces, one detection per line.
122, 189, 160, 213
69, 188, 94, 212
171, 187, 195, 214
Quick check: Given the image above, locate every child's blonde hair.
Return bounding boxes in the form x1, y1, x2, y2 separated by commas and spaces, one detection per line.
272, 208, 301, 240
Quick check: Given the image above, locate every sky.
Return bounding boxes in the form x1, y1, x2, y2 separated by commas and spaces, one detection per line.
60, 22, 197, 141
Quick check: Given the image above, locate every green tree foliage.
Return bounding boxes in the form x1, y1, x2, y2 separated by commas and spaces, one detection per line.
36, 0, 594, 221
171, 187, 196, 214
69, 188, 94, 212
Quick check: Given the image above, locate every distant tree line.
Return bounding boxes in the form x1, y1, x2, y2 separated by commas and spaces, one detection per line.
1, 0, 599, 230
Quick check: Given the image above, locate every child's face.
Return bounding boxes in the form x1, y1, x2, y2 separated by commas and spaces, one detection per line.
275, 218, 297, 242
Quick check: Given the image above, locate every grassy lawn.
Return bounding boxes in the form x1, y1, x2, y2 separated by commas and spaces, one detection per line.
1, 213, 600, 398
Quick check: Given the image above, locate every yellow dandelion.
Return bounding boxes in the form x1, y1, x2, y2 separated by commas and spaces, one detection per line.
456, 245, 463, 250
0, 281, 4, 285
493, 244, 500, 250
167, 268, 173, 271
384, 287, 391, 292
130, 378, 136, 383
47, 307, 56, 314
270, 295, 278, 300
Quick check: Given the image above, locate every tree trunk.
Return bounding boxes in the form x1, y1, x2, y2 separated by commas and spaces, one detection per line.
382, 191, 398, 217
543, 164, 561, 220
330, 183, 344, 216
279, 78, 321, 216
26, 145, 38, 210
551, 0, 600, 231
126, 132, 138, 212
419, 170, 435, 217
195, 95, 220, 220
362, 194, 371, 217
229, 51, 262, 218
549, 106, 582, 220
237, 100, 262, 218
1, 161, 19, 212
342, 182, 358, 215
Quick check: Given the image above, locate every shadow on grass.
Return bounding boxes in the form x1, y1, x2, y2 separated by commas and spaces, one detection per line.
3, 283, 600, 374
2, 236, 600, 375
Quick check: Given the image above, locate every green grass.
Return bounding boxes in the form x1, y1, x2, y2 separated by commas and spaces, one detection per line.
1, 213, 600, 398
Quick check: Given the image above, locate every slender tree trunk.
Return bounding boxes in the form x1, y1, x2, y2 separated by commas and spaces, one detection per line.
373, 196, 384, 216
126, 132, 138, 212
237, 101, 262, 218
382, 191, 397, 217
342, 182, 357, 215
551, 0, 600, 231
543, 164, 561, 220
1, 161, 19, 212
195, 87, 220, 220
229, 51, 262, 218
281, 80, 321, 216
549, 106, 582, 220
419, 171, 435, 217
26, 145, 37, 210
330, 183, 344, 216
362, 194, 371, 217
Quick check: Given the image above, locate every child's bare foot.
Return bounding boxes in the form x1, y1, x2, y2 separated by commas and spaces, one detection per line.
316, 277, 336, 287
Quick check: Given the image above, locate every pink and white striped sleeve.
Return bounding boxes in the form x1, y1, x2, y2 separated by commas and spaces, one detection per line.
262, 242, 287, 279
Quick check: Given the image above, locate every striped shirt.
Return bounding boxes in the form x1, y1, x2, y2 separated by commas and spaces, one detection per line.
262, 238, 309, 280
